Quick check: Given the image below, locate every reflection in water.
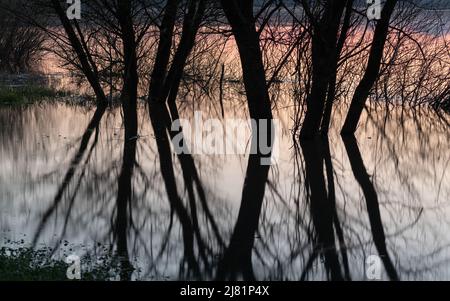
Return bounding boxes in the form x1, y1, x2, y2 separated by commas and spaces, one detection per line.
149, 102, 207, 279
31, 104, 107, 250
0, 101, 449, 280
343, 136, 398, 281
299, 138, 348, 281
113, 102, 138, 281
217, 145, 272, 280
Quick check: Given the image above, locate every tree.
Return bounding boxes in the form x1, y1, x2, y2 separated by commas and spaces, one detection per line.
320, 0, 354, 135
148, 0, 207, 121
219, 0, 274, 163
117, 0, 139, 140
341, 0, 398, 135
299, 0, 347, 139
49, 0, 107, 103
220, 0, 273, 122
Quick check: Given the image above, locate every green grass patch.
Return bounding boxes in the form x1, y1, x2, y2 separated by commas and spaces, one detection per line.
0, 247, 69, 281
0, 85, 63, 104
0, 245, 136, 281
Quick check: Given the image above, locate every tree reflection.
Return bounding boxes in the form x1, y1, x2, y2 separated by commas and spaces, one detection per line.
299, 137, 348, 281
216, 153, 271, 281
343, 136, 399, 281
2, 99, 447, 281
112, 101, 138, 281
31, 103, 108, 248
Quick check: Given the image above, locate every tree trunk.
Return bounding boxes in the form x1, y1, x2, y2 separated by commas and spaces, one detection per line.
148, 0, 179, 105
220, 0, 272, 121
117, 0, 139, 141
163, 0, 206, 121
341, 0, 397, 135
320, 0, 354, 135
50, 0, 106, 103
299, 0, 347, 139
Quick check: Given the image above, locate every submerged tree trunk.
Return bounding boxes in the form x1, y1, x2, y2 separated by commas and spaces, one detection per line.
320, 0, 354, 135
220, 0, 272, 121
148, 0, 206, 121
163, 0, 206, 121
114, 1, 140, 279
148, 0, 179, 105
214, 2, 275, 279
220, 0, 274, 161
299, 0, 347, 140
117, 0, 139, 140
341, 0, 397, 135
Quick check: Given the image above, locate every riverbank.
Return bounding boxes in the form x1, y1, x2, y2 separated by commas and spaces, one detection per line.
0, 242, 135, 281
0, 85, 66, 104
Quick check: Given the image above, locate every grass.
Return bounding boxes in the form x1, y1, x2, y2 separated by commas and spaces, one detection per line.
0, 244, 136, 281
0, 247, 69, 281
0, 85, 63, 104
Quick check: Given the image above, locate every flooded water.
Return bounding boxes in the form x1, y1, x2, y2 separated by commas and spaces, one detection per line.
0, 95, 449, 281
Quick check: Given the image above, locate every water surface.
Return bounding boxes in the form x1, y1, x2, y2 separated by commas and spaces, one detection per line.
0, 100, 449, 280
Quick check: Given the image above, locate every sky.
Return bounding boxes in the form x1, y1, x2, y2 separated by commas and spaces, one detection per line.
254, 0, 450, 10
